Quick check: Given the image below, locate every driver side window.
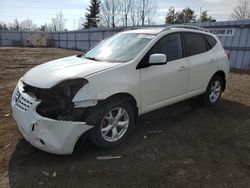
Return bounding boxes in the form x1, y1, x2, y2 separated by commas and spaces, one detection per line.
148, 33, 183, 62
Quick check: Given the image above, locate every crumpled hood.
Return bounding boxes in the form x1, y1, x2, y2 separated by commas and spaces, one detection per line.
23, 56, 121, 88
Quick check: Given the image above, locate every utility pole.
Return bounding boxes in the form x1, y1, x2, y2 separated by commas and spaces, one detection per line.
199, 7, 202, 27
200, 7, 202, 22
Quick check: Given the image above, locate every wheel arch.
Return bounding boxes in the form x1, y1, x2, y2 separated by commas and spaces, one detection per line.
101, 92, 139, 118
74, 92, 138, 153
212, 70, 226, 91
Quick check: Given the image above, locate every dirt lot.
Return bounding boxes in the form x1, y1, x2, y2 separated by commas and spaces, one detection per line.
1, 47, 250, 188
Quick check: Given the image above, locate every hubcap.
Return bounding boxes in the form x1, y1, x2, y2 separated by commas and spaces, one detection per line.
209, 80, 221, 103
101, 107, 129, 142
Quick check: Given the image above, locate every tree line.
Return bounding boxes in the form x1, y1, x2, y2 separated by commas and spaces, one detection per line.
0, 0, 249, 31
0, 12, 66, 32
82, 0, 249, 28
165, 7, 216, 24
83, 0, 158, 28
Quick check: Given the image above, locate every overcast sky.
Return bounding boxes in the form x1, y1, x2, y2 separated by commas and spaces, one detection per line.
0, 0, 238, 30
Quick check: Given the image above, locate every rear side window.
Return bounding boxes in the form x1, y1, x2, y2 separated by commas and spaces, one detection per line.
204, 35, 217, 49
149, 33, 183, 62
183, 33, 207, 57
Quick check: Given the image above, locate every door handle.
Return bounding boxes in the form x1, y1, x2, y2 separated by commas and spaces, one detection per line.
178, 66, 188, 72
209, 58, 216, 64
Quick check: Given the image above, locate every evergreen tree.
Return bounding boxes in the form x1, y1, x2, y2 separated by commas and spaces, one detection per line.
200, 11, 216, 22
165, 7, 176, 24
165, 7, 215, 24
165, 7, 196, 24
176, 8, 196, 23
84, 0, 101, 28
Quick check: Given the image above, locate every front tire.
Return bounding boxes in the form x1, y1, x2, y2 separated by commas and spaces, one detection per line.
202, 75, 223, 106
86, 99, 135, 148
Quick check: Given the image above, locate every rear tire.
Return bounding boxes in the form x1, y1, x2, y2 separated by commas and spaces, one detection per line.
202, 75, 223, 106
86, 99, 135, 148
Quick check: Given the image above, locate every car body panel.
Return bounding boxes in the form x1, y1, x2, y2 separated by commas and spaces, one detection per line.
23, 55, 121, 88
187, 50, 217, 93
11, 80, 93, 154
73, 62, 141, 112
140, 58, 189, 113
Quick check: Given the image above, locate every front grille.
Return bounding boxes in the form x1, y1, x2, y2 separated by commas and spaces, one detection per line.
15, 90, 33, 111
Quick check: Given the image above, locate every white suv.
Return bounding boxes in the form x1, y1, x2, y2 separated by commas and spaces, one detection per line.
12, 26, 230, 154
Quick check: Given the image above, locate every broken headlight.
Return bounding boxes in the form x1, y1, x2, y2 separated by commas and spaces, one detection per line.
47, 78, 88, 101
24, 78, 88, 120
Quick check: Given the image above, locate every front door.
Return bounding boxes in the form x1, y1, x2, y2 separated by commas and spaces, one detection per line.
140, 33, 189, 113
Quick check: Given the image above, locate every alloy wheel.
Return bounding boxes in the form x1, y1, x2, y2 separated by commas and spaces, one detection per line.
101, 107, 129, 142
209, 80, 221, 103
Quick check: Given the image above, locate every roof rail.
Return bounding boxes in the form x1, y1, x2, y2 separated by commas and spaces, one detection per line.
162, 24, 208, 32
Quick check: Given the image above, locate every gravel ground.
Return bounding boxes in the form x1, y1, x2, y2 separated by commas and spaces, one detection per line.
1, 47, 250, 188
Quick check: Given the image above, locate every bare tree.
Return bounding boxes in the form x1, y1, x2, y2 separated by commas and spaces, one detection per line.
52, 18, 59, 31
57, 11, 67, 31
100, 0, 111, 27
99, 0, 157, 27
13, 19, 20, 31
130, 0, 142, 26
146, 0, 158, 25
39, 23, 50, 32
47, 23, 56, 32
136, 4, 142, 26
110, 0, 121, 27
121, 0, 132, 27
0, 22, 8, 30
100, 0, 121, 28
20, 19, 38, 31
51, 11, 67, 31
130, 0, 158, 26
78, 17, 85, 29
139, 0, 148, 26
231, 0, 250, 20
130, 0, 136, 26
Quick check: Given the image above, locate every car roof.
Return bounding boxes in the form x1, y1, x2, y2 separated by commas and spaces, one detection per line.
122, 26, 214, 37
123, 28, 165, 35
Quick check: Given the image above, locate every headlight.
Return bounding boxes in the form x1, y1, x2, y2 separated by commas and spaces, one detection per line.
24, 78, 88, 101
23, 78, 88, 119
50, 78, 88, 100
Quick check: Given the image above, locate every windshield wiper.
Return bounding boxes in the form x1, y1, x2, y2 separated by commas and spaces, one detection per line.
84, 56, 100, 61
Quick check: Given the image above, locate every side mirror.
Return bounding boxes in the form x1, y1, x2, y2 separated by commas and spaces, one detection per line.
149, 54, 167, 65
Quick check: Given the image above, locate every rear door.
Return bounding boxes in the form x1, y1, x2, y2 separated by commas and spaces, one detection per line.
182, 32, 217, 94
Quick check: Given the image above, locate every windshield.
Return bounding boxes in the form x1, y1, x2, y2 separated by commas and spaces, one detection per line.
84, 33, 155, 62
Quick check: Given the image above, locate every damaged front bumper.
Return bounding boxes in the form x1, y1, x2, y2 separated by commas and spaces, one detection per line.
11, 80, 93, 155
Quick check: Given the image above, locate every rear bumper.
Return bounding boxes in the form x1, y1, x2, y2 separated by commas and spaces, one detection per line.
11, 80, 93, 155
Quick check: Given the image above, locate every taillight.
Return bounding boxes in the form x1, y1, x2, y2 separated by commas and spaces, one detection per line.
225, 50, 230, 61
